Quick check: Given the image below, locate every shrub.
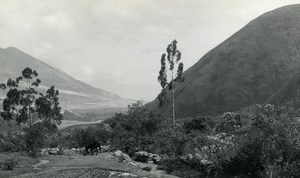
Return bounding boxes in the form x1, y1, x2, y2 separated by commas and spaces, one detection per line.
1, 156, 19, 170
24, 122, 49, 157
0, 135, 26, 152
107, 102, 162, 153
183, 116, 213, 134
220, 104, 300, 178
153, 123, 188, 156
158, 157, 218, 178
216, 112, 241, 133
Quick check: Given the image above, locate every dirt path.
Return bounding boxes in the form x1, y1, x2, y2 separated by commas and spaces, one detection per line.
11, 153, 178, 178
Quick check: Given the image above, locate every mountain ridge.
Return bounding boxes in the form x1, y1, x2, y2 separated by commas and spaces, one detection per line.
0, 47, 133, 113
147, 4, 300, 117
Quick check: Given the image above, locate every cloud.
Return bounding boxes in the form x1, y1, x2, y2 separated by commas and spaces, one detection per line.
0, 0, 300, 100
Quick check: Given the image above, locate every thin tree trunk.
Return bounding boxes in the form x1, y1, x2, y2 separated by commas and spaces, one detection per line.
172, 89, 175, 124
18, 124, 21, 135
171, 68, 176, 124
28, 107, 31, 126
27, 79, 32, 127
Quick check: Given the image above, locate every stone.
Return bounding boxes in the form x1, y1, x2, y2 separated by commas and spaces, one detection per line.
152, 154, 162, 163
119, 153, 132, 163
113, 150, 123, 157
200, 159, 213, 165
132, 151, 151, 162
147, 161, 154, 164
142, 166, 152, 172
186, 154, 193, 162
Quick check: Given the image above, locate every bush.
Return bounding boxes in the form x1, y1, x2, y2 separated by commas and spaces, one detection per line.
216, 112, 241, 133
158, 157, 217, 178
1, 156, 19, 170
0, 135, 26, 152
220, 104, 300, 178
106, 102, 162, 153
23, 120, 61, 157
183, 116, 213, 134
153, 123, 188, 156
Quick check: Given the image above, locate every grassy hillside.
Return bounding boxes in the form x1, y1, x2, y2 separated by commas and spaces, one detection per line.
148, 4, 300, 117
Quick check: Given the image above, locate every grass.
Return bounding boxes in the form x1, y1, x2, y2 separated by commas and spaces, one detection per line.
0, 152, 38, 178
6, 153, 178, 178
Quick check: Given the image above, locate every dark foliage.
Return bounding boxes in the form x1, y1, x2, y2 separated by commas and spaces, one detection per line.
1, 156, 19, 170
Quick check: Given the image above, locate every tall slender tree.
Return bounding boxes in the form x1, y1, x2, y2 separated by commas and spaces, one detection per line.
0, 67, 62, 134
158, 40, 184, 124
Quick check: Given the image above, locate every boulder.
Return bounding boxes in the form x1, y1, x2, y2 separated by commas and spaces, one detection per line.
100, 145, 111, 152
119, 153, 132, 163
147, 161, 154, 164
132, 151, 150, 162
113, 150, 123, 157
151, 154, 162, 163
132, 151, 162, 164
142, 166, 152, 172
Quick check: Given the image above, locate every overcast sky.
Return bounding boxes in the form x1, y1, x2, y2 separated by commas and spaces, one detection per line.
0, 0, 299, 100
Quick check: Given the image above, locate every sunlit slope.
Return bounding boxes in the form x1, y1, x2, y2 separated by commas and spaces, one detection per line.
0, 47, 134, 111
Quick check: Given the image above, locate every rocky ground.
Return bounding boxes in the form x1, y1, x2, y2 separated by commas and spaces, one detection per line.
1, 152, 178, 178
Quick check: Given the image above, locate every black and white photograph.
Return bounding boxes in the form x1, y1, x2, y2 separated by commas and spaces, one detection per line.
0, 0, 300, 177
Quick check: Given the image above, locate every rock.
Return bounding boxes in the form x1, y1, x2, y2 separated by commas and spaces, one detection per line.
142, 166, 152, 172
132, 151, 163, 164
100, 145, 111, 152
119, 172, 138, 177
152, 154, 162, 163
119, 153, 132, 163
113, 150, 123, 157
200, 159, 213, 165
186, 154, 193, 162
194, 153, 203, 160
132, 151, 150, 162
147, 161, 154, 164
129, 162, 139, 166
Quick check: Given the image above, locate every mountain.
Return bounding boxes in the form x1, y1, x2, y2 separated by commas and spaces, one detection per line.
147, 4, 300, 117
0, 47, 134, 114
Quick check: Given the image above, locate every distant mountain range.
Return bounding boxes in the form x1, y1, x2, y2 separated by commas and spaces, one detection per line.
147, 4, 300, 117
0, 47, 134, 116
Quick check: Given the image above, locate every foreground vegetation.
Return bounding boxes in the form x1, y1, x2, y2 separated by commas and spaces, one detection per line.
1, 98, 300, 177
101, 102, 300, 178
1, 69, 299, 178
18, 102, 298, 177
0, 67, 62, 166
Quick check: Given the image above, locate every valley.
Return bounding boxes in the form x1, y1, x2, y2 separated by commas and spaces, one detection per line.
1, 2, 300, 178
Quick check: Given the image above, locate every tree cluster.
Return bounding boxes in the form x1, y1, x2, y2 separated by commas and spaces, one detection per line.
0, 67, 62, 157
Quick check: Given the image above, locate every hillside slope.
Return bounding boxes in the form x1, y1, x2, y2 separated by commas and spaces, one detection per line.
148, 4, 300, 117
0, 47, 133, 112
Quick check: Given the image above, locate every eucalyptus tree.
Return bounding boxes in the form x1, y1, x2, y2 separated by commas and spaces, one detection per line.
158, 40, 184, 124
0, 67, 62, 134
